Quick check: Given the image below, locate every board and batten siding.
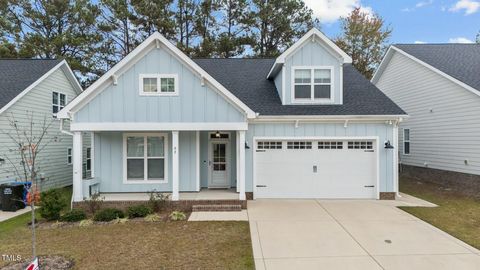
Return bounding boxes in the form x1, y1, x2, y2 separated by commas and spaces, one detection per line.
375, 51, 480, 175
74, 46, 246, 123
245, 122, 395, 193
281, 41, 342, 105
0, 68, 90, 190
94, 131, 202, 192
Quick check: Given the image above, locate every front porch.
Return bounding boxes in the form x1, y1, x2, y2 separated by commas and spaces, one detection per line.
71, 126, 247, 202
100, 188, 239, 201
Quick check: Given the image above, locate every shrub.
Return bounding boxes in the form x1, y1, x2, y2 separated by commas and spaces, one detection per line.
127, 205, 152, 218
144, 214, 161, 222
38, 189, 67, 221
93, 208, 125, 222
169, 211, 186, 221
79, 219, 94, 227
111, 217, 128, 224
84, 193, 104, 214
148, 190, 169, 212
60, 209, 87, 222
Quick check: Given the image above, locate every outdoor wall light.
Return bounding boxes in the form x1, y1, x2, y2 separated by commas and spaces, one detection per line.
0, 158, 5, 166
215, 131, 221, 138
384, 140, 394, 149
245, 141, 250, 149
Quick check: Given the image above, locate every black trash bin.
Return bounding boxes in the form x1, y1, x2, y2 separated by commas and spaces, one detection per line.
0, 183, 26, 211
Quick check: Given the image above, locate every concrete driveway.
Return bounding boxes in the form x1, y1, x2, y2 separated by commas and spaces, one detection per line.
248, 199, 480, 270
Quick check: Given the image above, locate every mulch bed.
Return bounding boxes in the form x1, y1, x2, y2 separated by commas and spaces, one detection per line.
2, 255, 73, 270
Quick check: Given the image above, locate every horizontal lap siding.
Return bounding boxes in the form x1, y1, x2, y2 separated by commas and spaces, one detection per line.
245, 122, 395, 193
0, 69, 89, 190
75, 46, 245, 123
376, 52, 480, 175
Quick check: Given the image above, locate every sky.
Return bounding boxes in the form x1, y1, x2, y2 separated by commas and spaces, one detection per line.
304, 0, 480, 44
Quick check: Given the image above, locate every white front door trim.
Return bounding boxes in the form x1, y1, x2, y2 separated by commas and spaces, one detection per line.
208, 132, 231, 188
252, 136, 380, 199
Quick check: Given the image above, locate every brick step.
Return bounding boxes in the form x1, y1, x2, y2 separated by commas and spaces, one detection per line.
192, 204, 242, 212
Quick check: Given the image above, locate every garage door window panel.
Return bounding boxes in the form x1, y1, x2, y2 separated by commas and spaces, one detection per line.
318, 141, 343, 149
347, 141, 373, 150
287, 141, 312, 149
257, 141, 282, 150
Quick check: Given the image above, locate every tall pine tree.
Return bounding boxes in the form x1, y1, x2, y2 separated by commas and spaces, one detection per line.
251, 0, 314, 57
131, 0, 176, 40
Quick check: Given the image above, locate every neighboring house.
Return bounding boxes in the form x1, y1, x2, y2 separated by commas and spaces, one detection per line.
0, 59, 90, 191
372, 44, 480, 188
58, 29, 406, 203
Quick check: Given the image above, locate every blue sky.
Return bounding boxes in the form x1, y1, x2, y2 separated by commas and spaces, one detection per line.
304, 0, 480, 44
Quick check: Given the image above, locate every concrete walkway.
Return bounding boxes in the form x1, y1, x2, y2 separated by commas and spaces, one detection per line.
248, 199, 480, 270
0, 207, 31, 222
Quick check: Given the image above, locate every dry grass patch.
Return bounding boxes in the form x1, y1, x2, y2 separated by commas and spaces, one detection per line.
399, 176, 480, 250
0, 220, 254, 269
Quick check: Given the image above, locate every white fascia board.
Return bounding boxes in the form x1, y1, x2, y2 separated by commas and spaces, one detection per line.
70, 122, 249, 131
0, 60, 75, 115
372, 46, 480, 98
58, 32, 256, 119
61, 61, 83, 94
267, 28, 352, 79
253, 115, 408, 122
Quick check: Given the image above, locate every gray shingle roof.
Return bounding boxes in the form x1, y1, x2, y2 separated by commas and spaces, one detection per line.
193, 58, 406, 116
0, 59, 62, 109
395, 44, 480, 91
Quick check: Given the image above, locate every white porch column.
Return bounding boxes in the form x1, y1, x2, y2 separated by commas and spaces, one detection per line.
195, 131, 200, 192
172, 131, 179, 201
393, 123, 399, 196
72, 131, 83, 202
238, 130, 246, 200
236, 132, 240, 192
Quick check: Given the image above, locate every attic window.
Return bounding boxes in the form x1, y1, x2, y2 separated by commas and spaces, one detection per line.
293, 67, 333, 103
139, 74, 178, 96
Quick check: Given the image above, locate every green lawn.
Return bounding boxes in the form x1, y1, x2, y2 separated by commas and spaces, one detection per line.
399, 176, 480, 250
0, 187, 254, 269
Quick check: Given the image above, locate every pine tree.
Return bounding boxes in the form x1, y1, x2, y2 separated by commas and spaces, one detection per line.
131, 0, 176, 39
175, 0, 198, 56
3, 0, 103, 79
334, 8, 392, 79
192, 0, 218, 57
215, 0, 254, 58
250, 0, 314, 57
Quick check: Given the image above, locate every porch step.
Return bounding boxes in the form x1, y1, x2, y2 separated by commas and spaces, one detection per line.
192, 204, 242, 212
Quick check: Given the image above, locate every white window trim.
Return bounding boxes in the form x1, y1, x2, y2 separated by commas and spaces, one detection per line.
67, 147, 72, 165
86, 147, 91, 172
139, 73, 179, 96
53, 91, 67, 117
122, 132, 169, 184
403, 128, 410, 155
291, 66, 334, 104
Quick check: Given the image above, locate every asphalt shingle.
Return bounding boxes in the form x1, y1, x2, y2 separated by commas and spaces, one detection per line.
395, 44, 480, 91
194, 58, 406, 116
0, 59, 62, 110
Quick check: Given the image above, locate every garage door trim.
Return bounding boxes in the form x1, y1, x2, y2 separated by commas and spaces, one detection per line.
252, 136, 380, 199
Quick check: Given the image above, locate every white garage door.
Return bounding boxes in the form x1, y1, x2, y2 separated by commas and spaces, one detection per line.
255, 139, 377, 199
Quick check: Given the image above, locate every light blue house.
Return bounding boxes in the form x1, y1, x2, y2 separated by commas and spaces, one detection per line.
58, 29, 406, 202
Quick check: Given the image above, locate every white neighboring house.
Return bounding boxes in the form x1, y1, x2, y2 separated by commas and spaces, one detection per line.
0, 59, 91, 190
372, 44, 480, 182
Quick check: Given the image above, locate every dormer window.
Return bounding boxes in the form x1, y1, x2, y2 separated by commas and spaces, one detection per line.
292, 67, 333, 103
139, 74, 178, 96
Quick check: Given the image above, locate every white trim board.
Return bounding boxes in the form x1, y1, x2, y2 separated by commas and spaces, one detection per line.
372, 46, 480, 99
267, 28, 352, 79
57, 32, 256, 119
252, 136, 380, 200
70, 122, 248, 131
0, 60, 82, 115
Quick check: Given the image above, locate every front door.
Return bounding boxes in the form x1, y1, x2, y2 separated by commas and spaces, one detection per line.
209, 142, 229, 188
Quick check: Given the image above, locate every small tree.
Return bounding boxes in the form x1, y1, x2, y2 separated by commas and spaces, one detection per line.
335, 7, 392, 79
0, 111, 59, 259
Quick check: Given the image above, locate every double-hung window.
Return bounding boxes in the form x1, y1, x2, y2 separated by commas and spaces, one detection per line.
52, 91, 66, 116
124, 134, 168, 183
139, 74, 178, 96
293, 67, 333, 102
67, 148, 72, 165
86, 148, 92, 171
403, 129, 410, 155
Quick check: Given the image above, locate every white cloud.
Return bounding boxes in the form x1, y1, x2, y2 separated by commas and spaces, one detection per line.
416, 0, 434, 8
448, 37, 474, 43
402, 0, 434, 12
414, 41, 427, 44
303, 0, 374, 23
449, 0, 480, 15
